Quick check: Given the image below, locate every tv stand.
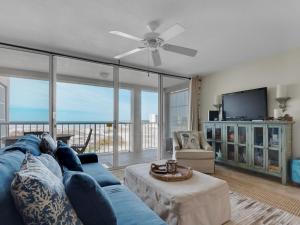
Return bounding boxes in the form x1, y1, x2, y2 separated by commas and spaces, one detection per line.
202, 120, 293, 184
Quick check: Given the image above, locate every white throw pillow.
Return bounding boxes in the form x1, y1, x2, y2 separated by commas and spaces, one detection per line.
180, 132, 200, 149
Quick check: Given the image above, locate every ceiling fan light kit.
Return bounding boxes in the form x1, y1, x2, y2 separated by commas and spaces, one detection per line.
109, 22, 198, 67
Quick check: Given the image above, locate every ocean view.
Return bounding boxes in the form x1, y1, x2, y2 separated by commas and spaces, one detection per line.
9, 78, 157, 122
2, 78, 159, 153
9, 107, 130, 122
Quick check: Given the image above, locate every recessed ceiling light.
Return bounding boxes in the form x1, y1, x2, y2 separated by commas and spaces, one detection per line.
99, 72, 109, 78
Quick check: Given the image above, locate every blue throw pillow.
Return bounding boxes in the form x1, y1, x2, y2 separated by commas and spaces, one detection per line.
4, 135, 41, 156
56, 141, 83, 171
63, 171, 117, 225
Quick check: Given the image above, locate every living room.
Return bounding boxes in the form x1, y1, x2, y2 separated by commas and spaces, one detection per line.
0, 0, 300, 225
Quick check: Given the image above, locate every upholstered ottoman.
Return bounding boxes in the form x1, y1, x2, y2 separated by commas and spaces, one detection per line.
125, 163, 231, 225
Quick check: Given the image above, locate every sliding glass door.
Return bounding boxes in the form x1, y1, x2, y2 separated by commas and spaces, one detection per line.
117, 68, 159, 167
55, 57, 114, 168
0, 47, 50, 148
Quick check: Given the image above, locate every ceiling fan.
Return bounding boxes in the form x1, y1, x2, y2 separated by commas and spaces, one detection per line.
109, 21, 197, 67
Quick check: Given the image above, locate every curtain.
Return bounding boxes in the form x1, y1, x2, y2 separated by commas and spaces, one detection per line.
189, 76, 201, 131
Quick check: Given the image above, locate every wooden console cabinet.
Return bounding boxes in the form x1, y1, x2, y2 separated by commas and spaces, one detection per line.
202, 121, 293, 184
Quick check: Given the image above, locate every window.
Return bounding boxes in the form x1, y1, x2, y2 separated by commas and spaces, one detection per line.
169, 89, 189, 134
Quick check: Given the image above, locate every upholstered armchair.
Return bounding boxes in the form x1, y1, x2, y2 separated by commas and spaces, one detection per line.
173, 131, 215, 174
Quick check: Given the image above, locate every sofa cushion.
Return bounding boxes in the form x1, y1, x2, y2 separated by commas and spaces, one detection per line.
81, 162, 120, 187
0, 150, 25, 225
175, 149, 214, 160
36, 153, 62, 179
56, 141, 83, 171
63, 171, 117, 225
11, 153, 83, 225
40, 133, 57, 155
4, 134, 41, 156
103, 185, 167, 225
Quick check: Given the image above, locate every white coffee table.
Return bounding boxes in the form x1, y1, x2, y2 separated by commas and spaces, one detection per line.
125, 163, 231, 225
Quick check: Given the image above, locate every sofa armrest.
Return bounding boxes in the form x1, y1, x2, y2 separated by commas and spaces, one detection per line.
78, 153, 99, 164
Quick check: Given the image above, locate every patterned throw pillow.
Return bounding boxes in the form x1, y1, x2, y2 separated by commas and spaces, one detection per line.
36, 153, 62, 179
180, 132, 200, 149
10, 153, 83, 225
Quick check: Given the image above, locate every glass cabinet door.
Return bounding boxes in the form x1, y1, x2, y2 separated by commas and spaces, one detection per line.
238, 127, 247, 145
227, 144, 235, 161
226, 125, 236, 161
253, 127, 264, 146
237, 126, 248, 164
206, 127, 213, 140
268, 127, 280, 148
215, 127, 222, 141
267, 127, 281, 173
238, 146, 247, 163
215, 142, 224, 160
227, 126, 235, 143
252, 125, 265, 169
254, 147, 264, 168
215, 126, 224, 161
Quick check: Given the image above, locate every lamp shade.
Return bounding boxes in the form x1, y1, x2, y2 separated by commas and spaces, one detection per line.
276, 85, 287, 98
214, 95, 221, 105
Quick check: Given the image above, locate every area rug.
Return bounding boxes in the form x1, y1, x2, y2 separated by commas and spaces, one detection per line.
213, 166, 300, 217
111, 168, 300, 225
227, 192, 300, 225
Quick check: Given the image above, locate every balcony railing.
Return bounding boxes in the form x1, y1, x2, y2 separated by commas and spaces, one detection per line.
0, 121, 158, 153
142, 121, 158, 150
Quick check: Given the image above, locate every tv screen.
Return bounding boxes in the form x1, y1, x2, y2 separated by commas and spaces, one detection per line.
222, 87, 268, 121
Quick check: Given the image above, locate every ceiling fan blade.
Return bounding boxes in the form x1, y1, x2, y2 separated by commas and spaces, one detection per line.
151, 49, 162, 67
162, 44, 197, 57
159, 24, 185, 41
109, 31, 143, 41
114, 47, 146, 59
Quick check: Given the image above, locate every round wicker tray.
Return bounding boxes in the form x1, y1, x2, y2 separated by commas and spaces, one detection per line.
150, 163, 193, 182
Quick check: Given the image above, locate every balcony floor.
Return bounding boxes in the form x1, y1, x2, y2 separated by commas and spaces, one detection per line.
96, 149, 173, 168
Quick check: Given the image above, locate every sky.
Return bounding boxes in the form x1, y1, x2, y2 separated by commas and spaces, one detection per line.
9, 78, 158, 122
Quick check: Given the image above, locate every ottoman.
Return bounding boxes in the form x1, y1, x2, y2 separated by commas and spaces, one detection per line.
125, 163, 231, 225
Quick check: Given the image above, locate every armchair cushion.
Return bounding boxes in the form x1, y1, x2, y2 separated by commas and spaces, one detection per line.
174, 131, 211, 150
175, 149, 214, 160
179, 131, 200, 149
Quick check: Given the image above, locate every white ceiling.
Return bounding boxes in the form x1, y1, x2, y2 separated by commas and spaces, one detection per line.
0, 0, 299, 77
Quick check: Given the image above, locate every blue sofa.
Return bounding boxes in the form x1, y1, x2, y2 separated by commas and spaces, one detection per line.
0, 135, 166, 225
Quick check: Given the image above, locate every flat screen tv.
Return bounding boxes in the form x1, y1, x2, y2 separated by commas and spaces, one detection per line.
222, 87, 268, 121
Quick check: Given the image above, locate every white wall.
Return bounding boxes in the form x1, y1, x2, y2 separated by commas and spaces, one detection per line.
199, 48, 300, 157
